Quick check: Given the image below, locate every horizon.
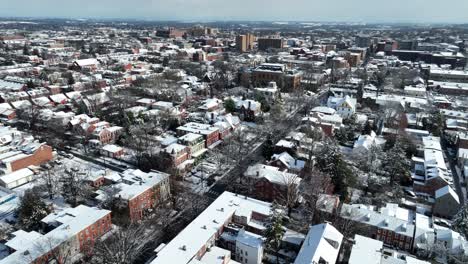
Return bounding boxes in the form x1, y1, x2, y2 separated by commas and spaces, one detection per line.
1, 0, 468, 24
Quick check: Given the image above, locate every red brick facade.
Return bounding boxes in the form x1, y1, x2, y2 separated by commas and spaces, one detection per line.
205, 131, 220, 147
77, 213, 112, 252
9, 144, 53, 172
128, 185, 164, 222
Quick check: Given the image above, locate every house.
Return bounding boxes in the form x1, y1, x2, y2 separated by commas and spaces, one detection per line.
0, 205, 111, 264
433, 186, 460, 219
150, 192, 272, 264
340, 203, 416, 251
73, 58, 100, 71
178, 133, 206, 158
269, 152, 305, 173
348, 235, 430, 264
244, 164, 301, 202
353, 131, 377, 155
0, 168, 34, 189
163, 143, 191, 167
110, 169, 171, 222
100, 144, 124, 158
327, 95, 357, 118
254, 81, 279, 102
177, 122, 220, 148
294, 223, 343, 264
0, 143, 54, 173
412, 137, 453, 196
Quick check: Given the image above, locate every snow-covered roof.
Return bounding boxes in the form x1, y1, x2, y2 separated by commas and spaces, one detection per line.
245, 164, 301, 186
0, 168, 34, 185
151, 192, 271, 264
293, 223, 343, 264
435, 185, 460, 204
1, 205, 110, 264
74, 58, 100, 67
101, 144, 123, 153
117, 169, 170, 201
271, 152, 305, 171
348, 235, 382, 264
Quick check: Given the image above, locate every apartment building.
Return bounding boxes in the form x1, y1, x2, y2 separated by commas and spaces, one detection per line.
236, 34, 255, 53
177, 122, 220, 148
257, 38, 284, 51
0, 205, 111, 264
150, 191, 272, 264
114, 169, 171, 222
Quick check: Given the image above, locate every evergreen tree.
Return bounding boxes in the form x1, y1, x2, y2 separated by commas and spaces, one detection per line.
264, 206, 285, 264
22, 44, 30, 55
452, 204, 468, 239
362, 121, 373, 135
316, 142, 356, 200
224, 98, 236, 113
262, 135, 274, 160
382, 141, 410, 185
26, 80, 35, 89
16, 189, 50, 231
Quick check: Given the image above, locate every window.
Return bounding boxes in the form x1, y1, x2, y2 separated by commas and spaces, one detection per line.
245, 251, 248, 256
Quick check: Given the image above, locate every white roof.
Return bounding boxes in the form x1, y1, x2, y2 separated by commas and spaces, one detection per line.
0, 168, 34, 185
348, 235, 383, 264
245, 164, 301, 186
294, 223, 343, 264
151, 192, 271, 264
1, 205, 110, 264
435, 185, 460, 204
75, 58, 100, 67
271, 152, 305, 171
102, 144, 123, 153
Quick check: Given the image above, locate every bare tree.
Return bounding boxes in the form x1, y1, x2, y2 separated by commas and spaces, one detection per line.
16, 104, 41, 135
91, 223, 157, 264
60, 168, 94, 207
31, 237, 74, 264
278, 174, 301, 217
40, 168, 60, 199
297, 169, 333, 230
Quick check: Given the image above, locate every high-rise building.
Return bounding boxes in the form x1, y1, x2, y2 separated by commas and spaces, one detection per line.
258, 37, 284, 51
236, 33, 255, 52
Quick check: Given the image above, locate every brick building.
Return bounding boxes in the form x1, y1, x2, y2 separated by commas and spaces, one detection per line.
258, 38, 284, 51
177, 122, 220, 148
251, 63, 302, 91
0, 205, 111, 264
113, 169, 171, 222
1, 143, 53, 173
244, 164, 301, 202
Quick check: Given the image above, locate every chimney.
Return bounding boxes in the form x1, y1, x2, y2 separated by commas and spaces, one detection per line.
248, 101, 251, 110
211, 112, 214, 120
256, 171, 259, 177
294, 159, 297, 165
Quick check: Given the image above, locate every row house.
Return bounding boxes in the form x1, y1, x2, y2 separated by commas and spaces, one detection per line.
412, 136, 453, 196
340, 203, 415, 251
178, 133, 206, 158
0, 205, 111, 264
244, 164, 301, 203
114, 169, 171, 222
150, 191, 271, 264
163, 143, 191, 167
0, 143, 54, 173
177, 122, 220, 148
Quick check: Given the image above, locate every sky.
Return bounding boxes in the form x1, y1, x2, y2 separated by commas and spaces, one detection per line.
1, 0, 468, 23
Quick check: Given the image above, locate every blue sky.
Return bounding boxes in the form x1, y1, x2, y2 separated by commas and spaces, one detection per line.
1, 0, 467, 23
